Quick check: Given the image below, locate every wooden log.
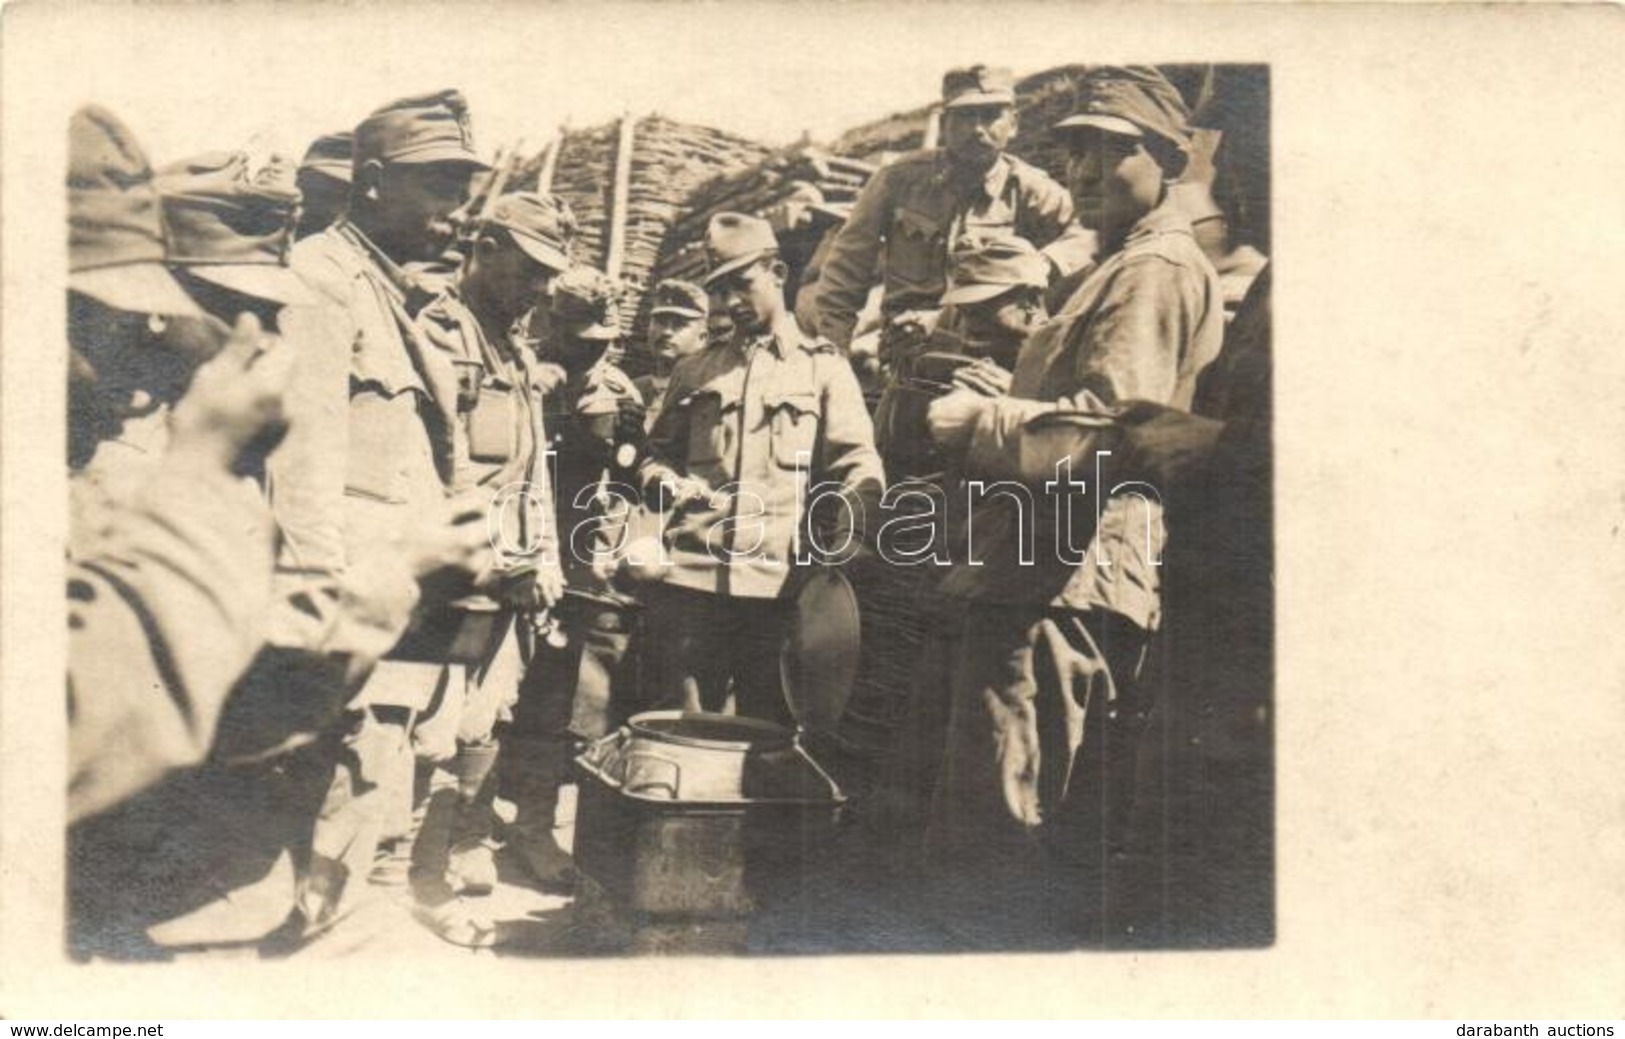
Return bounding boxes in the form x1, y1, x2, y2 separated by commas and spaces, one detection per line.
605, 113, 636, 279
536, 131, 562, 194
921, 107, 942, 151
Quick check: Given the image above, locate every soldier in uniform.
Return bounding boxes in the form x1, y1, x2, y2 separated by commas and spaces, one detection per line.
72, 141, 496, 958
810, 65, 1092, 354
65, 106, 289, 828
866, 235, 1054, 874
408, 192, 572, 910
295, 132, 353, 240
922, 66, 1224, 945
501, 266, 648, 889
632, 278, 710, 425
638, 213, 884, 725
65, 112, 298, 958
935, 235, 1051, 371
269, 88, 493, 935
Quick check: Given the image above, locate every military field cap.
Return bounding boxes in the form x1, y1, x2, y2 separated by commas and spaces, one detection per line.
550, 266, 623, 340
158, 151, 313, 307
941, 65, 1016, 109
353, 89, 490, 170
649, 278, 708, 319
68, 105, 203, 317
1054, 65, 1193, 151
298, 131, 354, 183
941, 234, 1050, 306
481, 191, 574, 272
702, 212, 779, 286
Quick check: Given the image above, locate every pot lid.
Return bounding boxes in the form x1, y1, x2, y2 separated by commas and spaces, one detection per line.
779, 565, 861, 732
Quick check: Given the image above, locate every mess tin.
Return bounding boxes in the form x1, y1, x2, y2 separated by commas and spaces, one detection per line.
874, 349, 982, 479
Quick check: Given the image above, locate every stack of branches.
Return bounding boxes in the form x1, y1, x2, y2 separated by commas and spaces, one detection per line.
506, 115, 776, 375
648, 146, 876, 304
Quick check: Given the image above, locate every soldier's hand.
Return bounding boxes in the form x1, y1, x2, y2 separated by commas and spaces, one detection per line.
531, 362, 568, 397
927, 389, 990, 450
659, 475, 714, 510
533, 560, 565, 609
951, 358, 1013, 398
401, 492, 494, 582
168, 313, 293, 475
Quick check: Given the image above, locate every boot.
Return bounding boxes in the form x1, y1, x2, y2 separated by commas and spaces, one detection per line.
499, 731, 578, 892
444, 741, 500, 897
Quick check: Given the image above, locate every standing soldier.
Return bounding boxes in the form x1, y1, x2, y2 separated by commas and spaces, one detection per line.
632, 278, 710, 425
64, 116, 298, 958
866, 234, 1048, 875
923, 66, 1224, 945
501, 266, 647, 889
294, 132, 353, 240
637, 213, 884, 725
65, 107, 285, 828
408, 193, 572, 915
811, 65, 1092, 354
270, 88, 492, 936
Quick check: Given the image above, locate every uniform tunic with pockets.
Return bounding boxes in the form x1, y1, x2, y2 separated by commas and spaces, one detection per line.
811, 149, 1094, 351
636, 325, 884, 720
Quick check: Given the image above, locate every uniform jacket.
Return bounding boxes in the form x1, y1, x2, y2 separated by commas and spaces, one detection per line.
68, 459, 274, 824
940, 199, 1224, 627
811, 149, 1094, 349
269, 222, 459, 709
536, 355, 643, 592
417, 287, 557, 574
639, 323, 885, 599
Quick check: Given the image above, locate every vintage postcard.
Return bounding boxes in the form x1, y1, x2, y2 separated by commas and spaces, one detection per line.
1, 0, 1621, 1021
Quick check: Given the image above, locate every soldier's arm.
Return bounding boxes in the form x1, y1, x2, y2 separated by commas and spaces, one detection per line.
262, 293, 426, 670
636, 362, 694, 499
960, 256, 1201, 484
810, 165, 894, 351
67, 459, 275, 824
416, 300, 479, 495
816, 353, 886, 547
265, 293, 352, 596
1072, 254, 1205, 406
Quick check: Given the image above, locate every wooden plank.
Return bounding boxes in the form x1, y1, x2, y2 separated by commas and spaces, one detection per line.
536, 129, 562, 194
605, 112, 636, 279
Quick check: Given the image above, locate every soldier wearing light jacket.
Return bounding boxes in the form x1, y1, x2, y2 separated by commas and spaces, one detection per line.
638, 213, 884, 725
811, 65, 1093, 353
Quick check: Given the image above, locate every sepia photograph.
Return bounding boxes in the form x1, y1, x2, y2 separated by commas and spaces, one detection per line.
3, 0, 1623, 1022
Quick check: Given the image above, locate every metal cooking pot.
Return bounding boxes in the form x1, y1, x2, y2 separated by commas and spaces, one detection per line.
581, 710, 840, 803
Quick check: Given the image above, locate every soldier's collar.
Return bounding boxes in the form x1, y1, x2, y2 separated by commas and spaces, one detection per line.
741, 318, 819, 359
335, 220, 434, 309
978, 155, 1012, 200
1125, 196, 1194, 244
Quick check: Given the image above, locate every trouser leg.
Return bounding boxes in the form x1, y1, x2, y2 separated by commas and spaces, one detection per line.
1050, 608, 1152, 944
730, 597, 794, 728
448, 620, 522, 839
298, 704, 411, 930
924, 605, 1109, 948
868, 599, 962, 878
504, 632, 581, 836
568, 612, 636, 743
